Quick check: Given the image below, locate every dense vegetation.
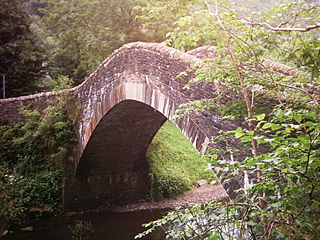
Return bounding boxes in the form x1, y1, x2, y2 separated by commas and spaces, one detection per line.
0, 0, 45, 97
0, 96, 76, 229
147, 121, 213, 201
1, 0, 174, 96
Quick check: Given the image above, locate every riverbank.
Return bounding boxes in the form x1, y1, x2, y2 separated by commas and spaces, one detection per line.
108, 183, 228, 213
1, 183, 228, 240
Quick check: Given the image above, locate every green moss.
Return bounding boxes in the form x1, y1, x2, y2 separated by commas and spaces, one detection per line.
146, 121, 213, 201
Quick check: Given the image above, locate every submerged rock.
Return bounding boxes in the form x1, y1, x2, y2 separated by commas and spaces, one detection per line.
0, 229, 8, 238
20, 226, 33, 231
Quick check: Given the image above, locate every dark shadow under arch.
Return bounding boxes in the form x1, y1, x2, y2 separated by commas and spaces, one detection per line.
64, 100, 167, 210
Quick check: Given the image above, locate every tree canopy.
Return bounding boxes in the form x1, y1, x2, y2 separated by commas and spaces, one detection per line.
0, 0, 45, 97
40, 0, 174, 85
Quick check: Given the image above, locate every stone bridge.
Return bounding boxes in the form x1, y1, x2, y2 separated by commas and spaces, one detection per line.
0, 42, 301, 210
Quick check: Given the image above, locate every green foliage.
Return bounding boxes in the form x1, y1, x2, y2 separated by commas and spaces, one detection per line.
0, 0, 46, 97
136, 0, 204, 50
220, 108, 319, 239
40, 0, 170, 85
138, 109, 320, 239
0, 97, 76, 229
0, 167, 61, 229
290, 36, 320, 78
146, 121, 213, 201
256, 1, 320, 78
137, 0, 320, 239
136, 202, 246, 240
49, 75, 74, 91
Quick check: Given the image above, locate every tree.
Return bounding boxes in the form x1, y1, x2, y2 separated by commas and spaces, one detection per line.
41, 0, 173, 86
0, 0, 45, 97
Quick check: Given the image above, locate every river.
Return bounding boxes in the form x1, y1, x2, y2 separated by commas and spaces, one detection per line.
2, 184, 227, 239
2, 209, 165, 240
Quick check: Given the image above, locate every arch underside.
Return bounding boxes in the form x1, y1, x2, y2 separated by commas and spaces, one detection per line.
64, 100, 167, 210
65, 81, 229, 210
64, 72, 218, 210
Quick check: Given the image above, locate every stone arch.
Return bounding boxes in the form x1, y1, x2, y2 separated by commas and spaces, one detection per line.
65, 81, 212, 210
60, 42, 239, 210
72, 42, 212, 168
77, 81, 211, 161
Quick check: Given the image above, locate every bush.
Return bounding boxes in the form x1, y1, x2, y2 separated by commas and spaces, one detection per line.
0, 96, 76, 229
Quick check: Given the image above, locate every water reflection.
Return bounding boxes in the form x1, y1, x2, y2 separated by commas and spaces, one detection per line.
3, 210, 165, 240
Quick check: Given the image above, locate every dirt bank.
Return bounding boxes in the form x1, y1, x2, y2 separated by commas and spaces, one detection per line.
108, 183, 229, 213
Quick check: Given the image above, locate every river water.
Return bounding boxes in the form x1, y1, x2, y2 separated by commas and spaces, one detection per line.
3, 209, 165, 240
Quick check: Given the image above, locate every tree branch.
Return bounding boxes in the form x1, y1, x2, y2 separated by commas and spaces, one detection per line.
244, 21, 320, 32
276, 14, 295, 28
275, 81, 319, 105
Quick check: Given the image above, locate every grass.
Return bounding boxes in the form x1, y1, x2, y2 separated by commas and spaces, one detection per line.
146, 120, 214, 201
